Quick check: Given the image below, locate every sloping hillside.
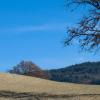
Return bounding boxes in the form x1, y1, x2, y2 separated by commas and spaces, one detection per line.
0, 73, 100, 100
46, 62, 100, 84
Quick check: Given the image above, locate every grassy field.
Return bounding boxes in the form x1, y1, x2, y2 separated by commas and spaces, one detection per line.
0, 73, 100, 100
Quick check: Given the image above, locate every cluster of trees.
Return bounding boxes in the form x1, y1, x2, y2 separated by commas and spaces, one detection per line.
8, 61, 48, 79
46, 62, 100, 84
8, 61, 100, 84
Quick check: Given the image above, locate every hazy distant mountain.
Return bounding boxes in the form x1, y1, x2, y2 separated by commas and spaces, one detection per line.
46, 62, 100, 85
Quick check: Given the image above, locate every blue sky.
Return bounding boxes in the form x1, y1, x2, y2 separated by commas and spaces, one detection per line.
0, 0, 99, 71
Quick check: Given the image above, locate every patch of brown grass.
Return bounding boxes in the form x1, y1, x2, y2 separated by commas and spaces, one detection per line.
0, 73, 100, 94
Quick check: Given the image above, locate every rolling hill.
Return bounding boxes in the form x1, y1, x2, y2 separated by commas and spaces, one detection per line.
0, 73, 100, 100
46, 62, 100, 85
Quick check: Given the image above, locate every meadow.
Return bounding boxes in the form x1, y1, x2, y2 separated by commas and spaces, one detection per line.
0, 73, 100, 100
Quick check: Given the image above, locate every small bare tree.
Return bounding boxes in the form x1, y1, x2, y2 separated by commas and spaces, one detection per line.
64, 0, 100, 51
8, 61, 48, 79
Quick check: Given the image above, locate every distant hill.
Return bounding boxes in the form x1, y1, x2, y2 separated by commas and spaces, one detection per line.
46, 62, 100, 85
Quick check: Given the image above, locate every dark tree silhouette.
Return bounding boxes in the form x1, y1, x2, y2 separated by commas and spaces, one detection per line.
64, 0, 100, 51
8, 61, 48, 79
46, 61, 100, 84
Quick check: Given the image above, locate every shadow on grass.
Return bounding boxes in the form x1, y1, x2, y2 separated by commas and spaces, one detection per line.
0, 91, 100, 100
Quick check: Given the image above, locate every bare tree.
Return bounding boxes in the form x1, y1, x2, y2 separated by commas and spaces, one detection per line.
64, 0, 100, 51
8, 61, 48, 79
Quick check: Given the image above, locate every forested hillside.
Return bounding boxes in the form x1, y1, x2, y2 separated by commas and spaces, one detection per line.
46, 62, 100, 85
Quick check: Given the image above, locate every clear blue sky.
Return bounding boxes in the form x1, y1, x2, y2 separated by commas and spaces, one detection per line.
0, 0, 99, 71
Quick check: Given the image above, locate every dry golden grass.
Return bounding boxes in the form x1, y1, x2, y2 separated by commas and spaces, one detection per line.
0, 73, 100, 94
0, 73, 100, 100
